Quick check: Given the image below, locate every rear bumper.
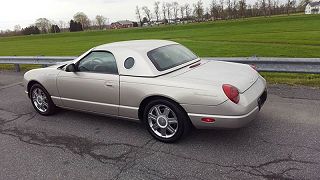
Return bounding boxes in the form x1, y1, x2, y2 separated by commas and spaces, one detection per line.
186, 76, 267, 129
188, 106, 260, 129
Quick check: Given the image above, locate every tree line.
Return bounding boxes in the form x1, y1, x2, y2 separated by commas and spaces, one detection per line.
0, 0, 310, 37
0, 12, 108, 37
135, 0, 308, 25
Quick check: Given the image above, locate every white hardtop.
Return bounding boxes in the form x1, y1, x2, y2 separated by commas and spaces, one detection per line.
73, 40, 198, 77
93, 40, 178, 54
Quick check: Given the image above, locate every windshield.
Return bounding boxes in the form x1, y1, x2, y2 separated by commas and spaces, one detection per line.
147, 44, 198, 71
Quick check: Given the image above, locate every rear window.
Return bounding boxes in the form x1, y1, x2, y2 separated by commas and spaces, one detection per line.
147, 44, 198, 71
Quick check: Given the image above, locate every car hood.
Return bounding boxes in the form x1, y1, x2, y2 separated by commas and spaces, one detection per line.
172, 60, 259, 93
44, 60, 73, 69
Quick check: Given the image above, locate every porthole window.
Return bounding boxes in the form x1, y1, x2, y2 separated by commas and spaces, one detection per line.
124, 57, 135, 69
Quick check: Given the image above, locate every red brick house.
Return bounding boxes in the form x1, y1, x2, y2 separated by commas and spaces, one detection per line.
111, 20, 134, 29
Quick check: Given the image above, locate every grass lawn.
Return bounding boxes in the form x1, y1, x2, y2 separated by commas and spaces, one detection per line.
261, 72, 320, 88
0, 14, 320, 87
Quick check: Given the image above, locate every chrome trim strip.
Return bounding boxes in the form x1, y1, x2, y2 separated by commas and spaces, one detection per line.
188, 107, 259, 119
52, 96, 139, 110
51, 96, 60, 100
58, 97, 119, 107
119, 105, 139, 110
60, 106, 140, 121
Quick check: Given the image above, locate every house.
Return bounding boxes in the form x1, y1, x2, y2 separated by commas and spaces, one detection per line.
305, 1, 320, 14
111, 20, 135, 29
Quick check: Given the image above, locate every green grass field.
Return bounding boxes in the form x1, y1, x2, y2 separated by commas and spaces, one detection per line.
1, 14, 320, 86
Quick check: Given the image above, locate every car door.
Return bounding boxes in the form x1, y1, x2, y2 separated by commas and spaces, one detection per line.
57, 51, 119, 116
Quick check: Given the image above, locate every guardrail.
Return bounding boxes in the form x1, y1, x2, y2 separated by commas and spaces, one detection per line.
0, 56, 320, 74
0, 56, 75, 72
202, 57, 320, 74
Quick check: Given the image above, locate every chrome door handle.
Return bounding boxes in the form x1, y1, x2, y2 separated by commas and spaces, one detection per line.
105, 82, 113, 87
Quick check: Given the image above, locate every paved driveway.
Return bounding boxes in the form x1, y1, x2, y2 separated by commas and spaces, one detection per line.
0, 72, 319, 179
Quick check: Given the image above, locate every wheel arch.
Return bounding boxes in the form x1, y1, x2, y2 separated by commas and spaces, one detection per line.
138, 95, 192, 125
27, 80, 43, 98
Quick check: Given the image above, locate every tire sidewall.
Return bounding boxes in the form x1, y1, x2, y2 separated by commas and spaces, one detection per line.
143, 99, 190, 143
30, 84, 55, 116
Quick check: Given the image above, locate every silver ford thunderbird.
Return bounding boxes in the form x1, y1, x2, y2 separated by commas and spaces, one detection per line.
24, 40, 267, 142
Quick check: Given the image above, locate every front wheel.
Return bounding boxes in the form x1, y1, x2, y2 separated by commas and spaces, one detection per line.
143, 99, 191, 143
30, 84, 56, 116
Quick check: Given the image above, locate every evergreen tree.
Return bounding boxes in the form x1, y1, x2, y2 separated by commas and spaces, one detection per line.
50, 25, 61, 33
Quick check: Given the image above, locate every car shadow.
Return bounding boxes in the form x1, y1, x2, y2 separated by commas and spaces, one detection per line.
54, 108, 265, 147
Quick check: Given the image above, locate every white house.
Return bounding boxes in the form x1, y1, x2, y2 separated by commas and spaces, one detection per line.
305, 1, 320, 14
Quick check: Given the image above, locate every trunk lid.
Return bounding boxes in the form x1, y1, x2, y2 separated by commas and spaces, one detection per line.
173, 60, 259, 93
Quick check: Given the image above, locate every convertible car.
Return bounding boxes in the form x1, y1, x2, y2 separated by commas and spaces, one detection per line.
24, 40, 267, 142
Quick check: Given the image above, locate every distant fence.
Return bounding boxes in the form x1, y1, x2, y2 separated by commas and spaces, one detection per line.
0, 56, 320, 74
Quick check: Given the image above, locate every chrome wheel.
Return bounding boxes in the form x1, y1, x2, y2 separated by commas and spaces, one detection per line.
148, 104, 178, 139
31, 88, 48, 113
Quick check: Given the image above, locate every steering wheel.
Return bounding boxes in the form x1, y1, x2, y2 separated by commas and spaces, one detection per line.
91, 58, 103, 65
78, 58, 103, 71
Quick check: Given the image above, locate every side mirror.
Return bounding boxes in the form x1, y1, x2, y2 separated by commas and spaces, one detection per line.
66, 64, 76, 72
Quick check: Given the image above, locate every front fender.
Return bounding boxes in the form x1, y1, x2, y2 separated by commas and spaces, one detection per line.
24, 68, 61, 97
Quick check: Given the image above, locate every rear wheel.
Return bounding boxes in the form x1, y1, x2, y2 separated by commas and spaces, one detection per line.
143, 99, 191, 143
30, 84, 56, 116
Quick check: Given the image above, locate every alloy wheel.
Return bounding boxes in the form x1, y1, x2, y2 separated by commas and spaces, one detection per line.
31, 88, 49, 113
148, 104, 179, 139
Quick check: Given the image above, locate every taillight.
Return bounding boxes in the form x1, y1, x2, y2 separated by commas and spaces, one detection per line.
222, 84, 240, 104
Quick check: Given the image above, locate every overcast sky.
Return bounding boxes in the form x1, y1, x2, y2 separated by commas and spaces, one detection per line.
1, 0, 274, 30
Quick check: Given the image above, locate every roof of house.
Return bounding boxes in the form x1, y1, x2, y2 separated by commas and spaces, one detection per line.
308, 1, 320, 7
112, 20, 134, 25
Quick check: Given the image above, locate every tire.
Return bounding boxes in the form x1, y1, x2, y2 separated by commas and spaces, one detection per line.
30, 83, 56, 116
143, 99, 191, 143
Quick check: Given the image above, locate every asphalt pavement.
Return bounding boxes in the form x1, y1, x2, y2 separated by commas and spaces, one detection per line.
0, 71, 320, 180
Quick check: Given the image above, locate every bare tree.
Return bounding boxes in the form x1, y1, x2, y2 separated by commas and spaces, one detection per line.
193, 0, 204, 21
162, 2, 167, 23
287, 0, 291, 15
273, 0, 279, 14
58, 20, 67, 31
154, 1, 161, 23
210, 0, 219, 20
73, 12, 90, 30
180, 6, 185, 23
133, 0, 302, 25
232, 0, 237, 18
226, 0, 232, 18
185, 3, 192, 21
268, 0, 272, 16
291, 0, 297, 13
204, 8, 211, 20
261, 0, 267, 16
14, 25, 21, 32
35, 18, 51, 33
96, 15, 107, 30
253, 1, 260, 16
136, 6, 143, 26
166, 2, 172, 23
142, 6, 152, 24
172, 2, 179, 23
239, 0, 247, 18
220, 0, 224, 19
